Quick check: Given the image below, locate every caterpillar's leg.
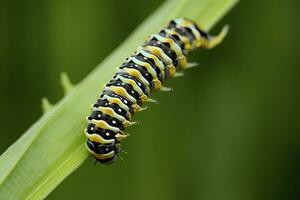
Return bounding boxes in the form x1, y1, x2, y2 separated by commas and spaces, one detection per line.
201, 25, 229, 49
186, 62, 198, 69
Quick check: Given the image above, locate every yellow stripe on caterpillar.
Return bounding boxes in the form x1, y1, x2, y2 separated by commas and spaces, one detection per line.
174, 18, 201, 48
88, 119, 120, 133
163, 28, 192, 53
101, 94, 130, 112
127, 57, 158, 79
118, 68, 150, 91
126, 57, 163, 91
104, 85, 137, 104
150, 34, 183, 58
93, 106, 126, 122
142, 45, 173, 66
141, 45, 177, 79
85, 132, 115, 144
93, 106, 134, 128
150, 34, 188, 69
86, 147, 115, 160
115, 74, 148, 97
135, 48, 166, 80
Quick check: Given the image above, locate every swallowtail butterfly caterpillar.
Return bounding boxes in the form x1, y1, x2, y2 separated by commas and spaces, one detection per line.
85, 18, 228, 164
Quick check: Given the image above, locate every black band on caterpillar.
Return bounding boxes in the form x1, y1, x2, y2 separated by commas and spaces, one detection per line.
85, 18, 229, 164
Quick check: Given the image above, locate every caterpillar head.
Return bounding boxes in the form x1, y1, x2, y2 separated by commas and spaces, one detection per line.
86, 140, 121, 165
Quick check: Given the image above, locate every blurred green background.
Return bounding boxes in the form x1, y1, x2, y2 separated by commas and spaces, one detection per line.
0, 0, 299, 199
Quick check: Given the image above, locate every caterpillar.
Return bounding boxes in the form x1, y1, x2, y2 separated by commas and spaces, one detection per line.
85, 18, 228, 164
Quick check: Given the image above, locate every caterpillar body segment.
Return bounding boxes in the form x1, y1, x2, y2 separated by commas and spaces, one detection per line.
117, 67, 151, 91
134, 49, 166, 80
114, 75, 148, 102
161, 28, 192, 54
148, 34, 188, 69
85, 18, 228, 164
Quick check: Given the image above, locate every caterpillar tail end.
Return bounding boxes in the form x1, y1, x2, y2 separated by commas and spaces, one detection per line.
202, 24, 230, 49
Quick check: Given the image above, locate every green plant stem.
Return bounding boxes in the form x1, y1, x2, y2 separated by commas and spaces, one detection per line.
0, 0, 238, 199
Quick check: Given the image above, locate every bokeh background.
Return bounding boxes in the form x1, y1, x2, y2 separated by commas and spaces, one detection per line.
0, 0, 299, 199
